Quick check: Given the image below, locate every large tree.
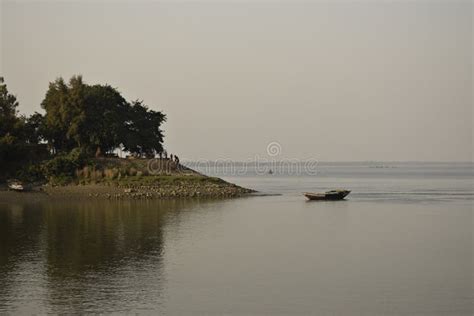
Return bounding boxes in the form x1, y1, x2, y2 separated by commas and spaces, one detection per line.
41, 75, 166, 157
0, 77, 47, 178
41, 77, 78, 152
123, 100, 166, 157
0, 77, 22, 139
80, 84, 129, 155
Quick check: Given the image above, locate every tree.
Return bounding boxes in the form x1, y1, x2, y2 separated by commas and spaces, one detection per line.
0, 74, 168, 182
40, 75, 166, 158
41, 77, 77, 152
0, 77, 21, 138
24, 112, 46, 144
0, 77, 48, 179
123, 100, 166, 157
81, 84, 129, 155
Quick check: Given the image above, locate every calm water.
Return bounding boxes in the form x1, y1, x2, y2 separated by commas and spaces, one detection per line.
0, 162, 472, 315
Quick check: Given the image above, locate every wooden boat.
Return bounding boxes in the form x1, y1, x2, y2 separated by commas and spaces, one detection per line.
303, 189, 351, 201
8, 180, 25, 192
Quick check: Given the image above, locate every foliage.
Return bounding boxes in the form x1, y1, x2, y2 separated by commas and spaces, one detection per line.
1, 75, 167, 184
0, 77, 49, 180
17, 163, 46, 182
81, 84, 129, 154
123, 100, 165, 157
41, 75, 166, 157
0, 77, 20, 138
41, 148, 88, 183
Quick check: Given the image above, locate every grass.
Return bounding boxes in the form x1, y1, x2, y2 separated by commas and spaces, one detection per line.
43, 157, 234, 189
112, 174, 227, 186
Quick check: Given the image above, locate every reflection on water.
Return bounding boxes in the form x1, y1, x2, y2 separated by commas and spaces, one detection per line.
0, 165, 472, 315
0, 199, 213, 314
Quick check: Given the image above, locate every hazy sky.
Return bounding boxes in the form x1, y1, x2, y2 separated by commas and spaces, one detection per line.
1, 0, 472, 161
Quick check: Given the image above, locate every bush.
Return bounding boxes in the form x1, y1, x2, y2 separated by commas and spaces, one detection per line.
104, 168, 119, 179
90, 169, 103, 181
0, 139, 49, 182
17, 163, 45, 182
83, 166, 91, 178
41, 148, 88, 183
127, 167, 137, 176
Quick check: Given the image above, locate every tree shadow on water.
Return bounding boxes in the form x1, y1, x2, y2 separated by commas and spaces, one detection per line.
0, 198, 214, 313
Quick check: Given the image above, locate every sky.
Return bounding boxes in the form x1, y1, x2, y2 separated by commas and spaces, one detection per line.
1, 0, 472, 161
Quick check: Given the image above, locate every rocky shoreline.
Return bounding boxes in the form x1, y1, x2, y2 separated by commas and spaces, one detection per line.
0, 175, 255, 201
0, 158, 256, 201
50, 179, 254, 199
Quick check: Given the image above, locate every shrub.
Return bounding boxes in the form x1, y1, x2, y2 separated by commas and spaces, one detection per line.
103, 168, 119, 179
91, 169, 103, 181
82, 166, 90, 178
128, 167, 137, 176
104, 168, 114, 179
41, 148, 88, 183
76, 169, 83, 178
17, 163, 45, 182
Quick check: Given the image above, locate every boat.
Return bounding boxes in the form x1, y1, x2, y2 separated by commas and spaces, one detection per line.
303, 189, 351, 201
7, 180, 25, 192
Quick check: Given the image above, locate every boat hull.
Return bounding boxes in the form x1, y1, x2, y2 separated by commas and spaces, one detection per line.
304, 190, 350, 201
7, 180, 26, 192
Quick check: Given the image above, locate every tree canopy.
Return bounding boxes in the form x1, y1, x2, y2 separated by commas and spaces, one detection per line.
0, 75, 167, 181
0, 77, 49, 179
0, 77, 22, 141
41, 75, 166, 157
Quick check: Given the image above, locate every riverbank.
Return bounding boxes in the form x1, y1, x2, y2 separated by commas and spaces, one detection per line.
0, 158, 255, 200
0, 177, 254, 201
52, 174, 254, 199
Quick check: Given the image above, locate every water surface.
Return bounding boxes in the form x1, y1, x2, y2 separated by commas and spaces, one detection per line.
0, 162, 472, 315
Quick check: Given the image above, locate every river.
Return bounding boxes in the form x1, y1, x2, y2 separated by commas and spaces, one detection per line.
0, 162, 472, 315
